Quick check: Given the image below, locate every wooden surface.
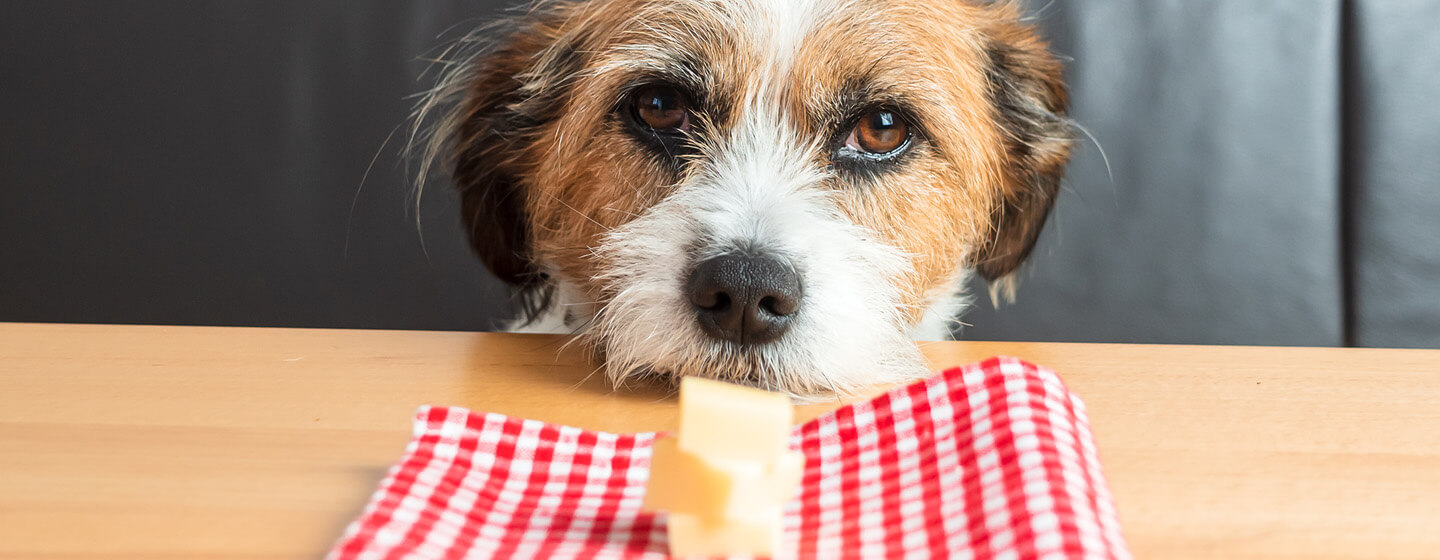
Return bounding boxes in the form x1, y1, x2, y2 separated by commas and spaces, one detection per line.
2, 322, 1439, 559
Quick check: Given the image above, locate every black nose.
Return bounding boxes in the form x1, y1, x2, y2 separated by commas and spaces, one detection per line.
686, 253, 803, 345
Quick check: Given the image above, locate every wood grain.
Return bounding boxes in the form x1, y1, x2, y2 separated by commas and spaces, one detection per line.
2, 322, 1438, 559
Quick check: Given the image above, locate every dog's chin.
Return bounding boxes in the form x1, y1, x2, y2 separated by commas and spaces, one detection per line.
585, 317, 930, 400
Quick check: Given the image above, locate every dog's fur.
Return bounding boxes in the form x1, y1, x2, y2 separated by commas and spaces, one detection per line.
415, 0, 1071, 397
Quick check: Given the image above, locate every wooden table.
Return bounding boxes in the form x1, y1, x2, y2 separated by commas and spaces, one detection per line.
2, 322, 1438, 559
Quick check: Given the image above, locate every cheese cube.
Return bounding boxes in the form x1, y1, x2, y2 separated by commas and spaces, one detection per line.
644, 436, 806, 521
666, 510, 785, 558
717, 449, 805, 520
677, 376, 794, 463
767, 449, 806, 507
643, 436, 739, 517
646, 377, 805, 558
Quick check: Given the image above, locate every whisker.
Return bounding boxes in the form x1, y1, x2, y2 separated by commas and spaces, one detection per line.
555, 197, 611, 231
345, 122, 404, 259
1071, 120, 1114, 184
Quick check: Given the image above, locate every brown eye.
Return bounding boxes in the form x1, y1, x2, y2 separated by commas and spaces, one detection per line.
848, 109, 909, 154
634, 86, 690, 132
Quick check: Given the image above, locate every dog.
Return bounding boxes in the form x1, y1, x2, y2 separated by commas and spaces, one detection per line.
415, 0, 1072, 397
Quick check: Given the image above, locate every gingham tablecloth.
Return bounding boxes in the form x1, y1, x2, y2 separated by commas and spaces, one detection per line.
329, 357, 1130, 559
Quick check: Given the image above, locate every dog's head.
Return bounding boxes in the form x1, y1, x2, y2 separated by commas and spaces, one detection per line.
424, 0, 1071, 396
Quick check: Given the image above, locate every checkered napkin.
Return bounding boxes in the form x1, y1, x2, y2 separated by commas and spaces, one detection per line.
329, 357, 1130, 559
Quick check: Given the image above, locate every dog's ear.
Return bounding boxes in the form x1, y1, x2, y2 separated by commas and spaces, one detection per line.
973, 16, 1073, 288
447, 9, 580, 288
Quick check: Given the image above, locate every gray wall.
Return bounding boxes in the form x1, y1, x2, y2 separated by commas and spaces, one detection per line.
2, 1, 1437, 347
963, 0, 1440, 348
1, 1, 514, 331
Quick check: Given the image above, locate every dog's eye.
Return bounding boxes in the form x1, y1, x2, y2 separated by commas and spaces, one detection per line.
633, 86, 690, 133
845, 109, 909, 155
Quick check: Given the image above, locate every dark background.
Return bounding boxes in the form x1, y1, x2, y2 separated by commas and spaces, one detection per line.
3, 1, 1438, 347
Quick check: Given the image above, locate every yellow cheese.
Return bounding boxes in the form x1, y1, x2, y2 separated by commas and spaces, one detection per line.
677, 376, 794, 463
644, 436, 806, 521
767, 449, 806, 508
666, 511, 785, 558
642, 436, 737, 516
716, 449, 805, 520
645, 377, 805, 558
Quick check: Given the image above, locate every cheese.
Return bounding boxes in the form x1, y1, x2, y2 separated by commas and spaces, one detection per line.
715, 449, 805, 521
766, 449, 806, 507
644, 436, 805, 522
644, 376, 805, 558
642, 436, 739, 518
677, 376, 794, 463
666, 511, 784, 558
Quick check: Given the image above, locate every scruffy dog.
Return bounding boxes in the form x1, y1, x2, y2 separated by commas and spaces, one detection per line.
416, 0, 1072, 396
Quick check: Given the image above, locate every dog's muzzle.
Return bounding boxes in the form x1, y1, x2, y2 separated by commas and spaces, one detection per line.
686, 252, 803, 345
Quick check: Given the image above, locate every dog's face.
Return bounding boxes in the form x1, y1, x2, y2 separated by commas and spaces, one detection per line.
430, 0, 1071, 396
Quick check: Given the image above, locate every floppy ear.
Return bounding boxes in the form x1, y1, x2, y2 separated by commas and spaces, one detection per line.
445, 9, 580, 288
973, 18, 1073, 286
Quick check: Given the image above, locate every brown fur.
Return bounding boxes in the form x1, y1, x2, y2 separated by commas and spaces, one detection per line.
448, 0, 1070, 326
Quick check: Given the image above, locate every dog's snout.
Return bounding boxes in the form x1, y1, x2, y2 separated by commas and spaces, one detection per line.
686, 253, 802, 345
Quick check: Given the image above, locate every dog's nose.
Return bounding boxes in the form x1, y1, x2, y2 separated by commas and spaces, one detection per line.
686, 253, 802, 345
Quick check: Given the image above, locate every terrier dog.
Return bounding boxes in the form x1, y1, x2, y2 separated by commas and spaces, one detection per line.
416, 0, 1072, 396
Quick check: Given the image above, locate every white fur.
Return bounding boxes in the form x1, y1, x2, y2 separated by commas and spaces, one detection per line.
449, 0, 986, 397
911, 268, 973, 341
507, 270, 594, 334
584, 70, 931, 398
738, 0, 828, 76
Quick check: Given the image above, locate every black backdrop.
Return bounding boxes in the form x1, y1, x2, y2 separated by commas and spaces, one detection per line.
1, 1, 515, 330
3, 1, 1438, 347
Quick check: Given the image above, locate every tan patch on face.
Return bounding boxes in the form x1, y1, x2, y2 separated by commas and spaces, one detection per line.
490, 0, 1065, 326
787, 0, 1019, 323
513, 0, 764, 296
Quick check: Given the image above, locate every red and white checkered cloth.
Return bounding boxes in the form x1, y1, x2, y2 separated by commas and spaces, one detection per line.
329, 357, 1130, 559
